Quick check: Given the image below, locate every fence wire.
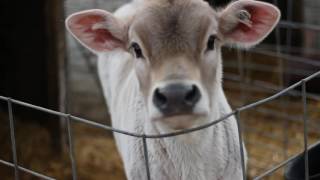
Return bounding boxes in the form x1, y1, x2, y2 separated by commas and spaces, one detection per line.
0, 70, 320, 179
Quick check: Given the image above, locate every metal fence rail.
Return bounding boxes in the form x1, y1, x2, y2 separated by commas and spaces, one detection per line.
1, 70, 320, 180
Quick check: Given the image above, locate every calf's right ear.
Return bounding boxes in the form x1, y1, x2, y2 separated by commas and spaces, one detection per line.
66, 9, 127, 54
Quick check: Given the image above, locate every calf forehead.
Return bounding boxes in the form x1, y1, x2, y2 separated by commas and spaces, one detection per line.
130, 0, 217, 59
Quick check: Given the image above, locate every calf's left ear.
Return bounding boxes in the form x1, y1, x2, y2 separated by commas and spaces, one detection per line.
66, 9, 127, 54
218, 0, 280, 48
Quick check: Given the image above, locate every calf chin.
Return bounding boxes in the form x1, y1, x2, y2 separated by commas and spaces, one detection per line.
153, 114, 209, 131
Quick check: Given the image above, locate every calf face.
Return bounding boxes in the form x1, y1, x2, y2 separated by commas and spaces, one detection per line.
66, 0, 280, 130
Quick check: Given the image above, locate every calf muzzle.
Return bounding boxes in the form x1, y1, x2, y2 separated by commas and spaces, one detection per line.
153, 83, 201, 116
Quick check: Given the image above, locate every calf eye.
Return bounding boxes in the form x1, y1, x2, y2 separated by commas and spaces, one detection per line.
130, 42, 144, 59
206, 35, 216, 51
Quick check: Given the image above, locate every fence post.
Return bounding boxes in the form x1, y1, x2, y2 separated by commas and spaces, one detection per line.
236, 110, 246, 180
66, 115, 78, 180
302, 80, 309, 179
142, 136, 151, 180
7, 99, 19, 180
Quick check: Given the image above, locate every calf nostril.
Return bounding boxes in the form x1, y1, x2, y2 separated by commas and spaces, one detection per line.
184, 85, 201, 106
154, 88, 168, 108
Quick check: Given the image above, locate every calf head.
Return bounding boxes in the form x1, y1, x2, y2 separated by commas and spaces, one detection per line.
66, 0, 280, 130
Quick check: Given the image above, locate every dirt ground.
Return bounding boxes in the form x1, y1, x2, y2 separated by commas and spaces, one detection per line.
0, 113, 125, 180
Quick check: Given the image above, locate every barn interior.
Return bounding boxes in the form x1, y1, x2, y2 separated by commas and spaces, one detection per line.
0, 0, 320, 179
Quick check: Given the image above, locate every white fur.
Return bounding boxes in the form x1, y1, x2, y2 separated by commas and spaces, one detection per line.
96, 1, 246, 180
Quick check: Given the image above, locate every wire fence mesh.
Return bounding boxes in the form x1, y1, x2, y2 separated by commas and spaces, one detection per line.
0, 71, 319, 179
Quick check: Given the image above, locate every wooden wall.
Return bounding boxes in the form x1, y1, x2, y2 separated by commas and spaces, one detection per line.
0, 0, 66, 151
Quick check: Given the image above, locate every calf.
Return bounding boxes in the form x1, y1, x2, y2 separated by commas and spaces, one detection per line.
66, 0, 280, 179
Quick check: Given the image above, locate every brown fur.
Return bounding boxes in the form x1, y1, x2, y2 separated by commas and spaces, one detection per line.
131, 0, 216, 59
129, 0, 218, 92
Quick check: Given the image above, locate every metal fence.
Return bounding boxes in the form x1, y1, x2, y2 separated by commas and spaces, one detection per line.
1, 0, 320, 179
0, 71, 319, 180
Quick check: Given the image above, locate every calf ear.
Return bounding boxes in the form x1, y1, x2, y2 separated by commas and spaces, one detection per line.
218, 0, 280, 48
66, 9, 127, 53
